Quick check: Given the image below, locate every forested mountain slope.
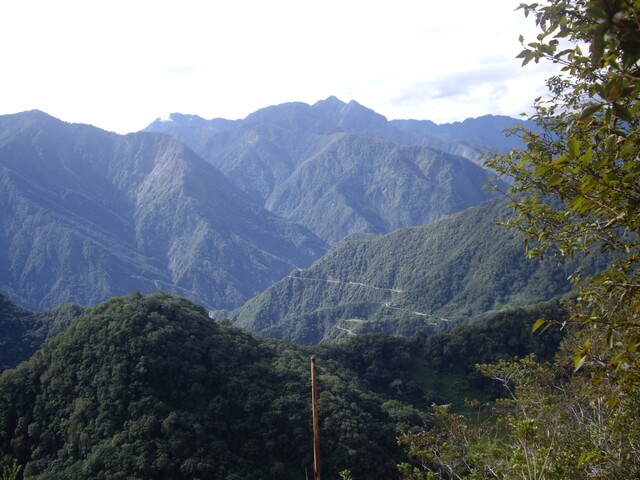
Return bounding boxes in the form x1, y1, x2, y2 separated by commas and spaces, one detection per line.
0, 292, 571, 479
265, 133, 493, 244
0, 292, 416, 479
0, 111, 325, 310
145, 97, 510, 244
224, 197, 609, 345
0, 294, 84, 371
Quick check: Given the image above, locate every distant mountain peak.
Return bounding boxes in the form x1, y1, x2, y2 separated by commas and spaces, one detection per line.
153, 113, 209, 125
312, 95, 348, 110
1, 109, 65, 130
345, 99, 367, 109
14, 109, 56, 119
311, 96, 388, 132
245, 101, 314, 121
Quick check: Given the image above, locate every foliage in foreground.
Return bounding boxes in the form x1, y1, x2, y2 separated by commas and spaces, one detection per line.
401, 0, 640, 478
399, 341, 640, 479
485, 0, 640, 387
0, 461, 20, 480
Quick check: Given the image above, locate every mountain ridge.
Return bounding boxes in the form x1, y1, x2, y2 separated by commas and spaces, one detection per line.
145, 96, 512, 244
222, 196, 610, 345
1, 100, 533, 316
0, 110, 325, 310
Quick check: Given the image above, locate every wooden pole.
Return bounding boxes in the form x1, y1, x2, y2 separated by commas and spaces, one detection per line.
311, 355, 321, 480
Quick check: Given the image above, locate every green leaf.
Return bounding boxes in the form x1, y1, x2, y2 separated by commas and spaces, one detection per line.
578, 148, 593, 166
535, 164, 550, 176
569, 195, 593, 213
574, 354, 587, 371
605, 77, 625, 102
622, 42, 640, 69
578, 450, 597, 467
552, 154, 569, 167
587, 6, 607, 19
567, 137, 579, 157
531, 318, 547, 333
612, 103, 633, 123
605, 172, 620, 183
548, 173, 564, 187
517, 49, 535, 66
578, 103, 604, 121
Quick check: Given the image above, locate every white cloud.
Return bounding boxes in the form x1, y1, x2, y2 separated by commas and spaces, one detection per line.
0, 0, 559, 133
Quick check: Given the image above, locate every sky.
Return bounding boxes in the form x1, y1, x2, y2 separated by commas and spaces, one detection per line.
1, 1, 559, 134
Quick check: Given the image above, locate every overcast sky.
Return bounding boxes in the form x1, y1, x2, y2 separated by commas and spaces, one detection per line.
1, 1, 558, 134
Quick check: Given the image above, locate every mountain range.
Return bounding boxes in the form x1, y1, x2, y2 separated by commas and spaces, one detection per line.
147, 96, 530, 167
1, 98, 527, 313
145, 97, 519, 244
0, 96, 622, 479
0, 110, 324, 311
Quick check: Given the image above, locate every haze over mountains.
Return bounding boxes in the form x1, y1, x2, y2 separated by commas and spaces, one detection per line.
0, 97, 529, 314
145, 96, 521, 244
0, 110, 324, 310
0, 97, 607, 477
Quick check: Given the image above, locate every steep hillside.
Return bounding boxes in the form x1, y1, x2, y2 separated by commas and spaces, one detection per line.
266, 133, 495, 244
0, 292, 416, 479
0, 294, 84, 371
224, 197, 610, 345
145, 97, 507, 244
0, 111, 325, 310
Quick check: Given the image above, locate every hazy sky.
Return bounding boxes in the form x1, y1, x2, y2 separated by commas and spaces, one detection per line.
1, 1, 558, 134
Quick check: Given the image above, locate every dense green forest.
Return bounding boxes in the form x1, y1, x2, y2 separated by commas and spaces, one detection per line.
0, 293, 405, 479
0, 295, 84, 371
226, 196, 609, 345
0, 292, 569, 479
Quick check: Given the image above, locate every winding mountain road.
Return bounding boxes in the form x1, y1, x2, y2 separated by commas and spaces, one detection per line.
287, 271, 445, 324
287, 271, 402, 293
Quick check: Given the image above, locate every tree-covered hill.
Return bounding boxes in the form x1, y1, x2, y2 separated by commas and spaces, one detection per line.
145, 98, 511, 244
0, 292, 420, 479
224, 197, 610, 345
0, 111, 325, 311
0, 291, 571, 479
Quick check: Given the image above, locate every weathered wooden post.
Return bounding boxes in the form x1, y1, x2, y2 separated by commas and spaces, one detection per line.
311, 355, 321, 480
